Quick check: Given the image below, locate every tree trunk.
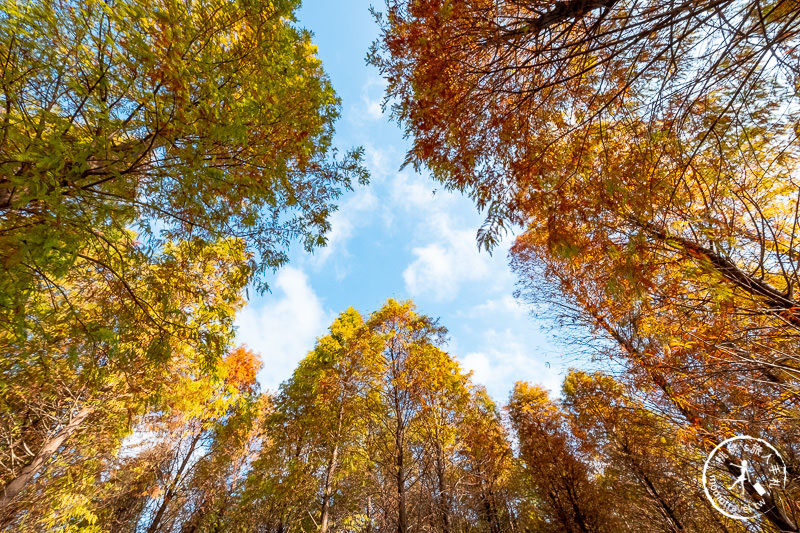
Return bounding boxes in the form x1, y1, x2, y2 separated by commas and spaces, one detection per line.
320, 402, 345, 533
147, 430, 201, 533
500, 0, 619, 39
434, 442, 451, 533
366, 494, 373, 533
480, 483, 501, 533
585, 294, 798, 532
638, 219, 800, 328
0, 405, 93, 511
396, 427, 407, 533
634, 465, 684, 531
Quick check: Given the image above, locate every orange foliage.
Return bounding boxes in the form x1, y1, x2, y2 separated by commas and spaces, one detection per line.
223, 345, 263, 394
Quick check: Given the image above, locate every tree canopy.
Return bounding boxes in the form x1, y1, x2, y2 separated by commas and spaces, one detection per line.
4, 0, 800, 530
0, 0, 365, 524
371, 0, 800, 530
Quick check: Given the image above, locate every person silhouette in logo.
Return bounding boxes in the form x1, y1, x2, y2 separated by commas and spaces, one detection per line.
729, 459, 750, 495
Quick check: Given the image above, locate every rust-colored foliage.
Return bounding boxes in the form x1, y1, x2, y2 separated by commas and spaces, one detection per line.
224, 346, 263, 394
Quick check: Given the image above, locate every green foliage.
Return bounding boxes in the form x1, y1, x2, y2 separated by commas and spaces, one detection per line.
0, 0, 365, 526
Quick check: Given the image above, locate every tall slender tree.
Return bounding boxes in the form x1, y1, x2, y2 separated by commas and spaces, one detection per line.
507, 381, 617, 533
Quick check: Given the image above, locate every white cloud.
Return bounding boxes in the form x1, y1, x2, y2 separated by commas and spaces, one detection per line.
235, 267, 332, 392
390, 171, 452, 212
466, 294, 528, 318
311, 212, 353, 269
462, 352, 492, 385
390, 170, 505, 301
459, 328, 563, 399
350, 75, 387, 124
363, 94, 383, 121
364, 143, 406, 183
402, 215, 491, 301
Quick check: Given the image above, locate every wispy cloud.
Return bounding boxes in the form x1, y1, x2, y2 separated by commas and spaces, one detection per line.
349, 75, 387, 124
462, 294, 529, 319
403, 222, 491, 302
459, 328, 564, 400
390, 171, 453, 213
235, 267, 332, 392
395, 173, 493, 302
310, 187, 378, 270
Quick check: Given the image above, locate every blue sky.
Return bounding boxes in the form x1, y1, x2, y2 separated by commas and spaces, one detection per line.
234, 0, 570, 402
